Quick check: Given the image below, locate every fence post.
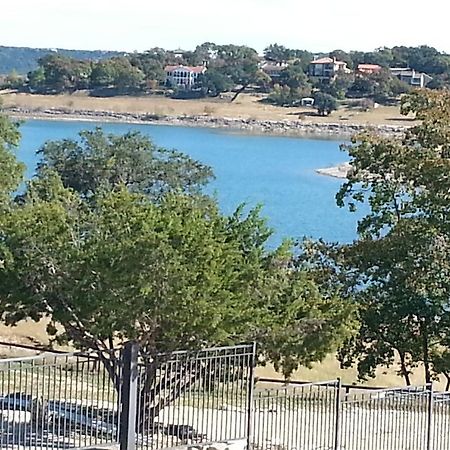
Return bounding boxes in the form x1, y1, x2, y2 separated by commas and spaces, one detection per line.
334, 378, 342, 450
120, 341, 139, 450
246, 342, 257, 450
426, 383, 434, 450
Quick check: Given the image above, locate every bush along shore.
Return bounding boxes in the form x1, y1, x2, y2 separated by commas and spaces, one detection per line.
3, 106, 410, 138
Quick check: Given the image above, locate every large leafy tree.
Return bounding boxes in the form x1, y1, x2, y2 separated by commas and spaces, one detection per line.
0, 121, 356, 421
305, 90, 450, 385
36, 128, 214, 200
213, 45, 269, 102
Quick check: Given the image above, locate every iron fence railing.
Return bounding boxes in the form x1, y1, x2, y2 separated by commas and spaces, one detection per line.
0, 351, 120, 449
132, 343, 256, 450
340, 385, 431, 450
252, 380, 339, 450
2, 343, 450, 450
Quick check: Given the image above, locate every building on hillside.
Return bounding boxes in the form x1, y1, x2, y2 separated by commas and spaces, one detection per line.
165, 64, 207, 89
171, 49, 187, 59
357, 64, 382, 75
261, 62, 288, 81
308, 57, 350, 80
390, 68, 433, 88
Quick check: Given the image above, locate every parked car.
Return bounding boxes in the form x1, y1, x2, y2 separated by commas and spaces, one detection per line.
164, 424, 207, 441
0, 392, 33, 411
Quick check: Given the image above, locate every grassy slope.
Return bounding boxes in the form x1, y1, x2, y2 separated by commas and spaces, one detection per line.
0, 91, 417, 127
0, 320, 444, 389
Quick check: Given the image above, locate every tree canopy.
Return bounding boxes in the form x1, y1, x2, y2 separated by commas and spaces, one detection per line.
0, 118, 356, 382
302, 90, 450, 385
36, 128, 213, 200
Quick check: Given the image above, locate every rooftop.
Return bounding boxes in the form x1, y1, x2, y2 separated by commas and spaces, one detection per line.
165, 65, 206, 74
310, 57, 347, 65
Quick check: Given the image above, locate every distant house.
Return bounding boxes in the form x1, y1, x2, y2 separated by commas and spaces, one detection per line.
357, 64, 382, 75
390, 68, 433, 88
261, 62, 287, 81
165, 65, 207, 89
171, 48, 187, 59
308, 57, 350, 80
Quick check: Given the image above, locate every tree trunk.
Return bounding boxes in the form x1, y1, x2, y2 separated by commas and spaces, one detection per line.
421, 320, 432, 384
398, 350, 412, 386
230, 83, 248, 102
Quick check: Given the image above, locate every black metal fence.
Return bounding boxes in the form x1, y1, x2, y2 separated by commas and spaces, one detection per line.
253, 380, 339, 450
0, 351, 120, 449
2, 344, 450, 450
252, 380, 450, 450
129, 343, 256, 450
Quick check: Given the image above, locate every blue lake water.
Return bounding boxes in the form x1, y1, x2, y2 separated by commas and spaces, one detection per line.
16, 119, 364, 245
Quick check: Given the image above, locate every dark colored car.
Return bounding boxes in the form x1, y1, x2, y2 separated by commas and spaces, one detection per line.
164, 424, 207, 441
0, 392, 34, 411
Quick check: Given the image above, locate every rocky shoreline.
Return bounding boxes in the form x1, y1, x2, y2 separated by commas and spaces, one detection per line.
316, 163, 352, 179
4, 106, 410, 138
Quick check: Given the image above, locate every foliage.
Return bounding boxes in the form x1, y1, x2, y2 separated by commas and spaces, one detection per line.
0, 123, 356, 383
278, 62, 311, 91
0, 114, 24, 204
304, 90, 450, 384
197, 68, 233, 97
318, 74, 354, 100
36, 128, 214, 200
264, 44, 313, 71
267, 85, 308, 107
28, 54, 92, 93
211, 44, 269, 101
313, 92, 338, 115
348, 70, 410, 102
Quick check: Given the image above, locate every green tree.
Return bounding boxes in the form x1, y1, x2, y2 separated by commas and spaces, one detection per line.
110, 57, 145, 92
90, 60, 117, 88
278, 62, 311, 92
0, 114, 24, 204
127, 52, 166, 86
264, 44, 292, 63
28, 55, 91, 93
197, 68, 233, 97
0, 127, 356, 422
27, 67, 46, 92
36, 128, 214, 200
267, 84, 307, 107
306, 90, 450, 385
213, 44, 268, 102
314, 92, 338, 115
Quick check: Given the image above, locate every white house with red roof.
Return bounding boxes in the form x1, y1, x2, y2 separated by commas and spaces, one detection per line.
357, 64, 383, 75
165, 64, 206, 88
308, 57, 350, 79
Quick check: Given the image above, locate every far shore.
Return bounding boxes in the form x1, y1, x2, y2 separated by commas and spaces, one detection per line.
0, 91, 416, 137
1, 91, 411, 179
4, 106, 411, 139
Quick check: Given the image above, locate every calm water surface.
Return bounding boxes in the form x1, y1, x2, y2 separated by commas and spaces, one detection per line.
16, 119, 364, 245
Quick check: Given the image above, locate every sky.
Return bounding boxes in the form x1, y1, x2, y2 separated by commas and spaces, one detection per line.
1, 0, 450, 54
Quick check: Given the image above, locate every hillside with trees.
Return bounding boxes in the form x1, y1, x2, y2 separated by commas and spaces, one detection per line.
0, 46, 123, 76
2, 43, 450, 116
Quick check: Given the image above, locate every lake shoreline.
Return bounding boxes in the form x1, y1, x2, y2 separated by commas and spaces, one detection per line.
4, 106, 410, 139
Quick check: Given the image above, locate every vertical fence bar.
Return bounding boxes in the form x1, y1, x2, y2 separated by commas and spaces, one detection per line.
120, 342, 139, 450
334, 379, 341, 450
427, 383, 434, 450
246, 342, 256, 450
